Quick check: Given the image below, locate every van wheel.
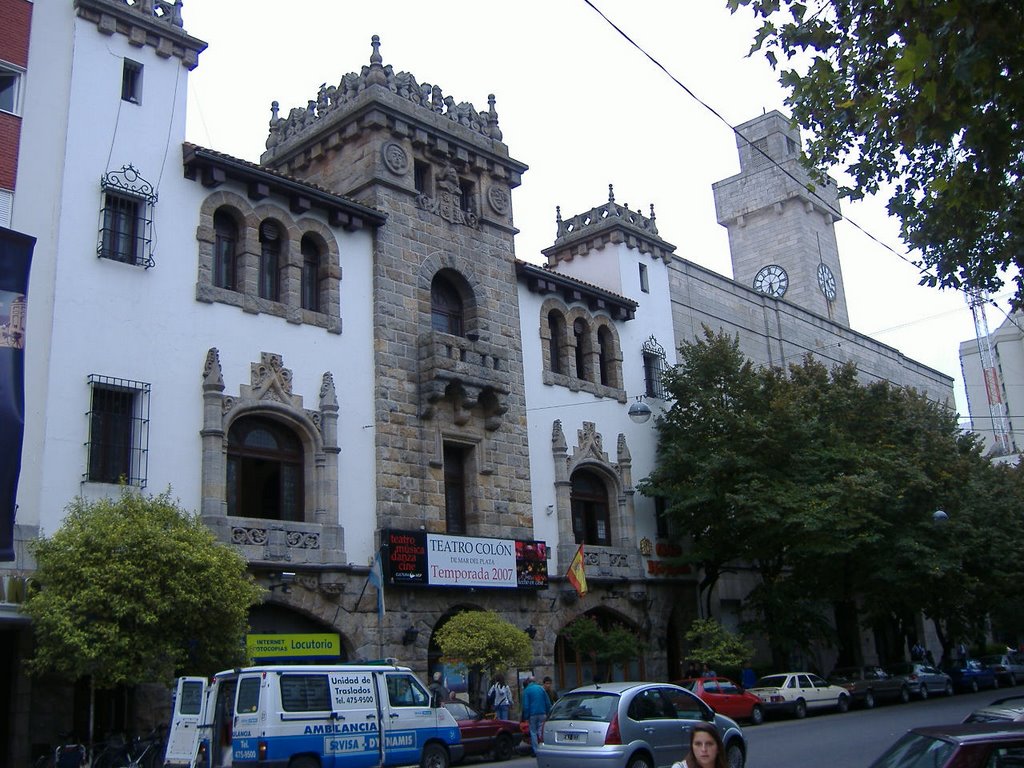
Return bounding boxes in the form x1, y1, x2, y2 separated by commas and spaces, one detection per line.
493, 734, 514, 762
290, 758, 319, 768
421, 743, 450, 768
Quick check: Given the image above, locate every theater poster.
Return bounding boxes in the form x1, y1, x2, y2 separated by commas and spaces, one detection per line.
0, 227, 35, 561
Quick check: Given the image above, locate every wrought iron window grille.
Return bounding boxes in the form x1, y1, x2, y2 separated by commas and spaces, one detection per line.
642, 335, 667, 400
85, 374, 151, 487
98, 164, 157, 269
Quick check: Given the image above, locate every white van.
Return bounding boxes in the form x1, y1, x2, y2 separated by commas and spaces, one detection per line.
164, 662, 464, 768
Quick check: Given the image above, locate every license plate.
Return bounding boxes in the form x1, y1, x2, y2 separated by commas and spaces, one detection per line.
558, 731, 583, 743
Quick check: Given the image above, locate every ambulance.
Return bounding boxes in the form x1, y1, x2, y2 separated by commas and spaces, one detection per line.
163, 662, 463, 768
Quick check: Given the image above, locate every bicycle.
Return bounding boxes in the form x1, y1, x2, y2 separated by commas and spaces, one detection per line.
118, 730, 164, 768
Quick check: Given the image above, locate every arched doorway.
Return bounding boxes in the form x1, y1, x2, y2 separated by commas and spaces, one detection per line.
554, 608, 645, 691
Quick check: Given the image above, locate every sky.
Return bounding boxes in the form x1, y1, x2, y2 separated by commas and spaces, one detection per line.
180, 0, 1011, 423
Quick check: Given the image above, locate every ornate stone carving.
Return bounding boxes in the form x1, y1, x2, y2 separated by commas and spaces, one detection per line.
487, 185, 510, 215
203, 348, 224, 391
266, 36, 502, 151
552, 420, 567, 453
382, 142, 409, 175
576, 422, 608, 463
416, 164, 479, 228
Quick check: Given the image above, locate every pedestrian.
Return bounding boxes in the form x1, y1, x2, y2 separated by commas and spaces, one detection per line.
701, 663, 717, 678
429, 671, 450, 704
543, 676, 557, 704
958, 642, 969, 661
740, 662, 756, 690
686, 661, 700, 679
925, 649, 936, 666
671, 722, 728, 768
520, 675, 551, 756
488, 674, 513, 720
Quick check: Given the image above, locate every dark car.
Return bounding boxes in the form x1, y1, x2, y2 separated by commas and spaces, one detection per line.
827, 665, 911, 709
884, 662, 955, 699
444, 698, 523, 762
942, 658, 1000, 693
981, 654, 1024, 687
868, 722, 1024, 767
964, 695, 1024, 724
673, 677, 765, 725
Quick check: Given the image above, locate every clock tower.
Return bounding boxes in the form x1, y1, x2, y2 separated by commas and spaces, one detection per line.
713, 111, 849, 326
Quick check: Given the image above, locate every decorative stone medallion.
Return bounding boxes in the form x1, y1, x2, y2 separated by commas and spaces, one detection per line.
382, 142, 409, 175
487, 184, 510, 215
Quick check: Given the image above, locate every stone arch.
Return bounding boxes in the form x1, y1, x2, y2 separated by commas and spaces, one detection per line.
196, 190, 256, 305
295, 216, 342, 331
200, 349, 344, 566
539, 298, 571, 378
593, 316, 624, 390
553, 605, 647, 688
248, 600, 356, 661
419, 251, 484, 336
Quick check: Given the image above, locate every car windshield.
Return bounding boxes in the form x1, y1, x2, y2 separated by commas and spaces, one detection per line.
868, 732, 955, 768
754, 675, 787, 688
548, 692, 618, 723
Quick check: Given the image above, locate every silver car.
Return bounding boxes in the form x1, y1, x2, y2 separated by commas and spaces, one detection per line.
535, 682, 747, 768
884, 662, 955, 699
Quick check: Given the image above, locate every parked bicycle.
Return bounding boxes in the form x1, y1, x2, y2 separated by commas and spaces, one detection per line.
92, 728, 164, 768
31, 733, 87, 768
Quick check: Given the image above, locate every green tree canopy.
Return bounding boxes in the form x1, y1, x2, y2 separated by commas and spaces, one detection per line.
24, 490, 264, 686
684, 618, 754, 671
433, 610, 532, 674
642, 327, 1024, 667
729, 0, 1024, 304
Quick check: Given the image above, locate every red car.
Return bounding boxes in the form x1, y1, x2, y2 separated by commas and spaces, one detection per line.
444, 698, 524, 761
673, 676, 765, 725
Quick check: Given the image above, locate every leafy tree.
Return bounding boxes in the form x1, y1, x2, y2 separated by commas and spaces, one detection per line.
684, 618, 753, 671
562, 615, 646, 680
24, 490, 264, 738
433, 610, 532, 676
729, 0, 1024, 303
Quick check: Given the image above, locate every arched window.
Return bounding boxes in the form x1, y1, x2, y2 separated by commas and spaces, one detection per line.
227, 416, 304, 522
213, 209, 238, 290
259, 220, 281, 301
431, 273, 464, 336
570, 469, 611, 546
597, 326, 613, 386
548, 311, 565, 374
573, 319, 590, 381
300, 234, 321, 312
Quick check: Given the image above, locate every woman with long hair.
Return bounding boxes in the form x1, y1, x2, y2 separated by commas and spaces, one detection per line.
671, 722, 728, 768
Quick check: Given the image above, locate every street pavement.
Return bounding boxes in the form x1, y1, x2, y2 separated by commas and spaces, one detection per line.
484, 687, 1012, 768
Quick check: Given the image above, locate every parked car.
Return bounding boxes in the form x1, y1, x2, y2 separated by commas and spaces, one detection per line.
673, 677, 765, 725
964, 695, 1024, 724
980, 654, 1024, 687
941, 658, 1000, 693
746, 672, 850, 719
827, 665, 911, 708
884, 662, 955, 699
534, 681, 747, 768
867, 722, 1024, 767
444, 698, 524, 761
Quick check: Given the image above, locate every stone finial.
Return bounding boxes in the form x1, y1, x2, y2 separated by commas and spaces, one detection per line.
487, 94, 503, 141
552, 420, 567, 452
608, 184, 615, 203
367, 35, 388, 86
617, 433, 631, 463
203, 347, 224, 391
271, 100, 280, 121
555, 206, 562, 226
320, 372, 338, 411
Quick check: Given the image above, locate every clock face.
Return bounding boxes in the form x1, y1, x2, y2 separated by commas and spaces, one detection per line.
817, 263, 837, 301
753, 264, 789, 298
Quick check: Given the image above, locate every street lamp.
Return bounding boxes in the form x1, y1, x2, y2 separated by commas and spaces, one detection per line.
628, 396, 652, 424
932, 510, 949, 523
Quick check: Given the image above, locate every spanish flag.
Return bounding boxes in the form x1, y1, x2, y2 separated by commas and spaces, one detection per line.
567, 544, 588, 597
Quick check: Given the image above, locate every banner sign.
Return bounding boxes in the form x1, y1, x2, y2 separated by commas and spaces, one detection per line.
0, 227, 35, 562
383, 529, 548, 589
247, 633, 341, 660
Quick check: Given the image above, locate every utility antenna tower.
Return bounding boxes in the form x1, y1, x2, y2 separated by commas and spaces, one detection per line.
966, 289, 1012, 454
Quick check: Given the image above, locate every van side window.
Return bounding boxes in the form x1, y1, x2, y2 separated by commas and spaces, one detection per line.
236, 677, 262, 714
386, 674, 429, 707
280, 674, 331, 712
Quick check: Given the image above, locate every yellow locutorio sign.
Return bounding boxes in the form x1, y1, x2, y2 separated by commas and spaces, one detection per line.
247, 633, 341, 659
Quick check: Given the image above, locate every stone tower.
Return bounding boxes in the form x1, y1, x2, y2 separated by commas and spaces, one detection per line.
260, 37, 534, 541
713, 110, 849, 326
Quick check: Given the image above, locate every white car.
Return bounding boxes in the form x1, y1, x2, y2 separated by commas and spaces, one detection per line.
746, 672, 851, 719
